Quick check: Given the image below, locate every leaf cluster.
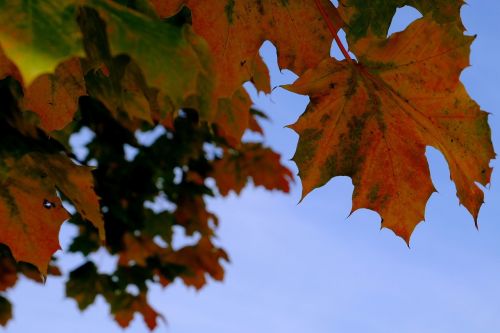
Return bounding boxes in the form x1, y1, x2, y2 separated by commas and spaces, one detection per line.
0, 0, 493, 329
0, 1, 292, 328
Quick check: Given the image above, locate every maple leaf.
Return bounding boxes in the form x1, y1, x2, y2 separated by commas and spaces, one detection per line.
117, 234, 228, 291
151, 0, 343, 98
118, 233, 162, 267
0, 46, 21, 83
248, 108, 268, 135
0, 0, 214, 128
0, 1, 84, 85
113, 293, 163, 331
78, 1, 215, 119
65, 262, 102, 311
0, 0, 496, 329
213, 87, 254, 146
0, 245, 61, 327
0, 249, 60, 286
165, 237, 229, 290
23, 58, 86, 132
174, 195, 218, 237
82, 56, 156, 124
0, 153, 103, 273
211, 143, 294, 196
148, 1, 341, 143
338, 0, 464, 43
67, 259, 164, 330
39, 154, 105, 241
0, 256, 17, 292
0, 157, 69, 274
286, 17, 494, 242
0, 296, 11, 327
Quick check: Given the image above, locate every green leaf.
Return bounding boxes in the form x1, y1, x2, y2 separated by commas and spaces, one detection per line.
81, 1, 214, 118
66, 262, 101, 310
0, 1, 214, 122
339, 0, 464, 42
0, 1, 83, 85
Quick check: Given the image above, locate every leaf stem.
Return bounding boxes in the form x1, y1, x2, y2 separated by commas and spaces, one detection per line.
314, 0, 352, 62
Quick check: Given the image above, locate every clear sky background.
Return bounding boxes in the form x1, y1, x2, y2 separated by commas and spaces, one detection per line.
3, 2, 500, 332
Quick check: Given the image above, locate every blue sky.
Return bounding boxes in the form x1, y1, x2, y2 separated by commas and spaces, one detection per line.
4, 2, 500, 332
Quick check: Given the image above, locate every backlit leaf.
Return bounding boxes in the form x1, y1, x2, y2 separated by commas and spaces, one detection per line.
0, 1, 83, 85
0, 46, 21, 83
286, 18, 494, 242
152, 0, 343, 97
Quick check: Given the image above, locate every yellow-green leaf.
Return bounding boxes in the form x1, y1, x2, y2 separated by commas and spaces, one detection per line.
0, 1, 83, 85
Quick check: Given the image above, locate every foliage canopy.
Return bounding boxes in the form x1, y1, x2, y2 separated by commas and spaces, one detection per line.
0, 0, 493, 329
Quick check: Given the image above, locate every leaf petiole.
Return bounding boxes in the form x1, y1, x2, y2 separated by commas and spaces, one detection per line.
314, 0, 353, 62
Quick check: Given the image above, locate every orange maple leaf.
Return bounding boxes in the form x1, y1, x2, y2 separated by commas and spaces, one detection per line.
151, 0, 343, 97
211, 143, 294, 196
286, 17, 494, 242
0, 153, 103, 273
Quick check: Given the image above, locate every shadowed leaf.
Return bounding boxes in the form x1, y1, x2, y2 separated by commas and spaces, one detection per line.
338, 0, 464, 43
24, 58, 86, 132
0, 1, 83, 85
212, 143, 294, 196
0, 295, 12, 327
